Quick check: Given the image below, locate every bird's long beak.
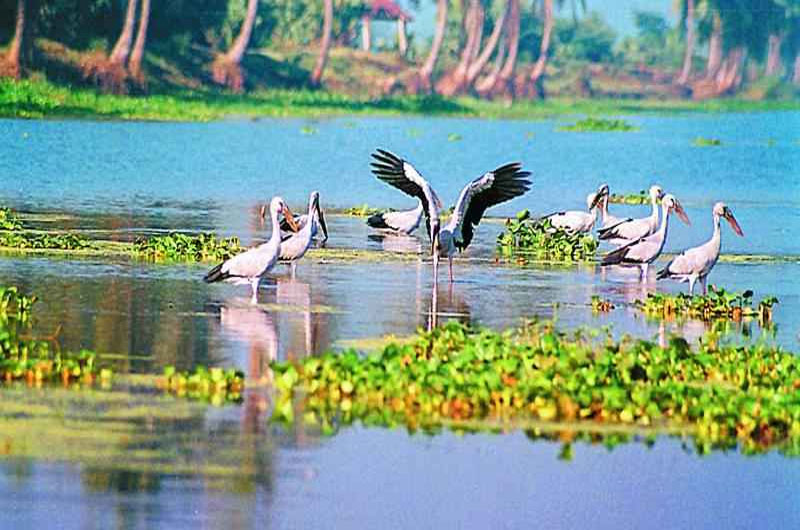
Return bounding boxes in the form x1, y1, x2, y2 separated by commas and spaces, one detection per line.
317, 206, 329, 242
589, 192, 604, 210
674, 200, 690, 225
725, 210, 744, 236
282, 206, 299, 232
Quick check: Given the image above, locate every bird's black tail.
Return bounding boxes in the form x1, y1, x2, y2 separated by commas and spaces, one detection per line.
601, 245, 630, 266
656, 265, 671, 280
366, 213, 389, 229
203, 262, 229, 283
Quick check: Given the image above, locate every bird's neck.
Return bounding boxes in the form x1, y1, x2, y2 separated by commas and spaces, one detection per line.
657, 203, 671, 240
269, 209, 282, 244
600, 195, 610, 221
649, 196, 660, 225
710, 212, 722, 250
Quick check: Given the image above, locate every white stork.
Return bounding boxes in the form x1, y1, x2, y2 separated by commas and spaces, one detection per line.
597, 184, 664, 245
657, 202, 743, 294
366, 199, 425, 235
279, 191, 329, 276
601, 194, 690, 281
541, 185, 607, 233
204, 196, 298, 303
370, 149, 531, 283
593, 184, 624, 229
277, 195, 328, 243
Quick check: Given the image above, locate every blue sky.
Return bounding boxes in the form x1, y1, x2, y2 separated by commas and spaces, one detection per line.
399, 0, 678, 42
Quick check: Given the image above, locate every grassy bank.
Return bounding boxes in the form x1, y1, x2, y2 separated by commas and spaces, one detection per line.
2, 78, 800, 122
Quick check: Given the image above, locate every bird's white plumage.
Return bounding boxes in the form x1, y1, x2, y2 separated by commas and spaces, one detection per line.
598, 185, 663, 245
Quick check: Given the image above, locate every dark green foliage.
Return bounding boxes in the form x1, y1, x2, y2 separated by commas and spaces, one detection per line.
608, 191, 648, 204
133, 232, 242, 262
272, 320, 800, 455
635, 287, 778, 324
497, 211, 598, 262
693, 137, 722, 146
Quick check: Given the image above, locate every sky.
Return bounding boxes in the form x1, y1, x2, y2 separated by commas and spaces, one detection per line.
398, 0, 678, 43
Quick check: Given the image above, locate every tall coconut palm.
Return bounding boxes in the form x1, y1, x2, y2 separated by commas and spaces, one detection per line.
310, 0, 334, 86
418, 0, 449, 90
477, 0, 520, 98
465, 1, 509, 87
128, 0, 150, 79
436, 0, 484, 95
676, 0, 696, 84
109, 0, 139, 67
3, 0, 28, 78
211, 0, 259, 92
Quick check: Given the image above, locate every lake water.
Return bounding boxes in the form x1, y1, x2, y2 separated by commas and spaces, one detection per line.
1, 113, 799, 529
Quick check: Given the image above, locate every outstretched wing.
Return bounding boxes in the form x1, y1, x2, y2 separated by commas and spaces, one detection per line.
446, 162, 532, 251
370, 149, 441, 236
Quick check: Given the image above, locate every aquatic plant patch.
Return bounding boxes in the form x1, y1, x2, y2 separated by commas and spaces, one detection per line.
133, 232, 242, 262
557, 118, 638, 132
161, 366, 245, 404
608, 191, 649, 205
0, 206, 93, 250
692, 137, 722, 146
497, 211, 598, 261
272, 320, 800, 455
342, 205, 383, 217
635, 287, 778, 324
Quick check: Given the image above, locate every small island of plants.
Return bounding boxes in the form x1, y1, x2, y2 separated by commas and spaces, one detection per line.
635, 287, 778, 324
497, 211, 598, 262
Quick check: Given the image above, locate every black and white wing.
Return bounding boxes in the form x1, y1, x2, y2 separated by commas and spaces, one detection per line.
370, 149, 442, 236
445, 162, 532, 251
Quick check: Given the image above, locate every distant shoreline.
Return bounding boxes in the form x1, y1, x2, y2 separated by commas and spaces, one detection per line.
2, 80, 799, 123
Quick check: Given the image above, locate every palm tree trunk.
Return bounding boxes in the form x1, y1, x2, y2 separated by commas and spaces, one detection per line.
794, 53, 800, 85
436, 0, 483, 95
4, 0, 26, 77
128, 0, 150, 79
419, 0, 448, 88
765, 33, 783, 76
677, 0, 695, 84
466, 1, 509, 87
224, 0, 259, 65
109, 0, 139, 66
477, 0, 519, 98
527, 0, 553, 97
714, 46, 746, 94
705, 11, 722, 77
310, 0, 334, 86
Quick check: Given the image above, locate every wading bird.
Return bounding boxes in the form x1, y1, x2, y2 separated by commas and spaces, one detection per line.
280, 191, 329, 276
277, 197, 328, 244
593, 184, 624, 229
657, 202, 743, 295
597, 185, 664, 245
366, 199, 425, 235
370, 149, 531, 283
541, 186, 607, 233
601, 194, 690, 281
204, 196, 298, 303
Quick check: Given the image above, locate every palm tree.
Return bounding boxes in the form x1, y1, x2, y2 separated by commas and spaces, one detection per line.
109, 0, 139, 67
129, 0, 151, 80
3, 0, 28, 78
211, 0, 259, 92
310, 0, 334, 86
477, 0, 520, 98
465, 1, 509, 87
436, 0, 484, 95
418, 0, 449, 90
676, 0, 696, 84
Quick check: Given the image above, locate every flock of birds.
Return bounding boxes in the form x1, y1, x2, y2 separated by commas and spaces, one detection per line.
204, 149, 743, 303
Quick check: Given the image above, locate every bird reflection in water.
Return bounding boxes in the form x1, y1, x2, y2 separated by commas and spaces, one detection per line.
427, 283, 471, 331
368, 233, 423, 254
276, 277, 323, 359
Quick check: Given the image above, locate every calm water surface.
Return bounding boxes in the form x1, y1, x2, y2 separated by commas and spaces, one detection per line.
1, 114, 799, 529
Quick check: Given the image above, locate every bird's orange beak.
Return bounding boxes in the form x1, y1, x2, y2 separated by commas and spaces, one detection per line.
282, 206, 299, 232
725, 209, 743, 236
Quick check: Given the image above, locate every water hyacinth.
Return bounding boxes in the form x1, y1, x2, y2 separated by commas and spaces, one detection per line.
635, 287, 778, 324
557, 118, 638, 132
608, 191, 649, 205
497, 211, 598, 261
133, 232, 242, 262
0, 206, 92, 250
161, 365, 245, 404
271, 320, 800, 455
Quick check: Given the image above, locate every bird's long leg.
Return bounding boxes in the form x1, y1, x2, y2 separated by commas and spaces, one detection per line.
448, 256, 454, 283
250, 279, 259, 305
688, 276, 696, 296
291, 261, 297, 278
641, 263, 649, 282
700, 276, 708, 295
432, 254, 439, 286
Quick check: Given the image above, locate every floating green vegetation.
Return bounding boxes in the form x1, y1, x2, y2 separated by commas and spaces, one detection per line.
133, 232, 242, 262
635, 287, 778, 324
692, 137, 722, 147
557, 117, 638, 132
272, 320, 800, 455
300, 125, 318, 135
608, 191, 649, 205
591, 296, 615, 313
497, 211, 598, 262
447, 132, 463, 141
0, 206, 93, 250
342, 204, 383, 217
160, 366, 245, 405
0, 286, 110, 386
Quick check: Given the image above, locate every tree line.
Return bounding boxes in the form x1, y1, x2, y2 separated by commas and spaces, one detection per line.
1, 0, 799, 99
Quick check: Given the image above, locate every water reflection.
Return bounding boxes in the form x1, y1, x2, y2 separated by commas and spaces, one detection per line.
368, 233, 423, 254
428, 283, 472, 331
